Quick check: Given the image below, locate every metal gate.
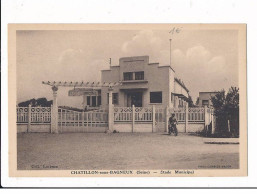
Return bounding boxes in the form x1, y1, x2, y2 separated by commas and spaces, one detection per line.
58, 108, 108, 133
155, 107, 165, 132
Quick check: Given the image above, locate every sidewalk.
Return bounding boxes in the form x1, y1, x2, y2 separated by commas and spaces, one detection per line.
203, 137, 239, 144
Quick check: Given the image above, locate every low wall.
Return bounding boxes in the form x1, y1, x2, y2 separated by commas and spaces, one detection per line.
17, 124, 51, 133
17, 123, 205, 133
114, 122, 152, 133
134, 123, 153, 133
59, 126, 107, 133
177, 123, 186, 133
154, 122, 205, 133
187, 123, 205, 133
114, 123, 132, 132
17, 124, 28, 133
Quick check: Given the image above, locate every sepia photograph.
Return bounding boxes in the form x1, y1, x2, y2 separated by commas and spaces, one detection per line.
8, 24, 247, 177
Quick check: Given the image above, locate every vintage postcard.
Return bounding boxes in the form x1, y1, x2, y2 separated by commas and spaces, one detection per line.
8, 24, 247, 177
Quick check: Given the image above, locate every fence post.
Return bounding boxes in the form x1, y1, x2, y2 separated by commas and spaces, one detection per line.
185, 103, 188, 133
212, 112, 216, 134
204, 105, 208, 132
152, 105, 155, 133
27, 104, 32, 133
132, 105, 135, 133
165, 105, 169, 132
107, 87, 114, 132
82, 111, 85, 130
51, 86, 59, 133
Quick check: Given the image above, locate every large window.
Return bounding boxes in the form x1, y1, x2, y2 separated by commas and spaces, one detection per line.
150, 92, 162, 103
86, 96, 100, 107
107, 93, 119, 104
123, 72, 133, 81
135, 71, 144, 80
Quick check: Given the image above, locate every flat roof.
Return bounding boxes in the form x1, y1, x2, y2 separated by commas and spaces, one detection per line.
174, 77, 189, 93
199, 91, 219, 94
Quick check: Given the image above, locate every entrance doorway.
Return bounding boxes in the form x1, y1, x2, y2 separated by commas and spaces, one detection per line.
127, 92, 142, 107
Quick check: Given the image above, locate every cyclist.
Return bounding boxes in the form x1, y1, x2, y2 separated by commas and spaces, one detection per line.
168, 113, 178, 136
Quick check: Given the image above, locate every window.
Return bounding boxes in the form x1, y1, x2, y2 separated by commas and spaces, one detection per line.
107, 93, 119, 104
150, 92, 162, 103
113, 93, 119, 104
135, 71, 144, 80
171, 93, 173, 102
123, 72, 133, 81
202, 100, 209, 106
87, 96, 90, 106
92, 96, 96, 107
179, 99, 183, 107
97, 96, 101, 106
87, 96, 99, 107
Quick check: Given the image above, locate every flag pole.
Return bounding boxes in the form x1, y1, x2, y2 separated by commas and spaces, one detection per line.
169, 39, 172, 66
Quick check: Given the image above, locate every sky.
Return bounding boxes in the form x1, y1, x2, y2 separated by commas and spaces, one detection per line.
16, 29, 238, 108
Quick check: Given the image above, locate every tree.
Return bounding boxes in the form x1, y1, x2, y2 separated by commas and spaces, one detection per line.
211, 87, 239, 137
195, 97, 199, 106
18, 97, 53, 107
188, 95, 195, 107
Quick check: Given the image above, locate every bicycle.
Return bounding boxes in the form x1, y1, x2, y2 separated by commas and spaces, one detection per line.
168, 124, 178, 136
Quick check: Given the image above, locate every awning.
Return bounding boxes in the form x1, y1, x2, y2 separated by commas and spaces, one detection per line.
119, 81, 149, 90
172, 93, 189, 101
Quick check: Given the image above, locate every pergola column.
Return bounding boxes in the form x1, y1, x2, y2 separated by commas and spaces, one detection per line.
185, 102, 188, 133
51, 86, 59, 133
108, 87, 114, 132
82, 94, 87, 110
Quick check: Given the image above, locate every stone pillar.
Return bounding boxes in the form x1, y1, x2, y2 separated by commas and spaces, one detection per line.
212, 113, 216, 134
51, 86, 59, 133
132, 105, 135, 133
165, 105, 169, 132
82, 94, 87, 110
204, 105, 208, 132
27, 104, 32, 133
152, 105, 155, 133
81, 111, 85, 128
185, 102, 188, 133
108, 87, 114, 132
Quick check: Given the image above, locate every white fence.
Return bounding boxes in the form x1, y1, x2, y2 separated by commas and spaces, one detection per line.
17, 107, 29, 123
114, 107, 132, 122
135, 107, 153, 122
188, 107, 205, 123
17, 106, 51, 124
113, 105, 214, 133
17, 105, 214, 133
113, 107, 153, 122
58, 108, 108, 132
17, 106, 52, 133
113, 106, 208, 123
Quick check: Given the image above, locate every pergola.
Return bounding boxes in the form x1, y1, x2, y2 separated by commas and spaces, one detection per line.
42, 81, 122, 133
42, 81, 122, 88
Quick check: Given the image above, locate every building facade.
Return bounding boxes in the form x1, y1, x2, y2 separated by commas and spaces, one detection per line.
96, 56, 190, 109
197, 92, 219, 107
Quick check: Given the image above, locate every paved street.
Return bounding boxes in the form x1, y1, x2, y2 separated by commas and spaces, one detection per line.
17, 132, 239, 170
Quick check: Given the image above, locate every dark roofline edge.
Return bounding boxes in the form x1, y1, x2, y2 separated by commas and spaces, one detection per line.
174, 77, 189, 93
